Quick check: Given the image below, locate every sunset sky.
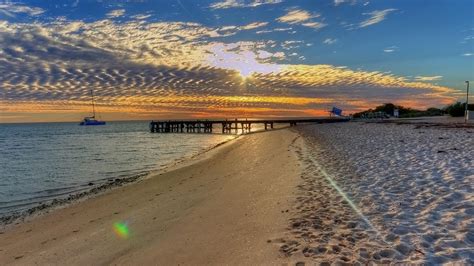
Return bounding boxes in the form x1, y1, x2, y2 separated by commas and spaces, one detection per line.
0, 0, 473, 122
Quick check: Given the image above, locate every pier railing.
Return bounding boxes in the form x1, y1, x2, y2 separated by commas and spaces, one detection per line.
150, 118, 349, 134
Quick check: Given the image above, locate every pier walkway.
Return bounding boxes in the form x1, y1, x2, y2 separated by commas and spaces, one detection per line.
150, 118, 349, 134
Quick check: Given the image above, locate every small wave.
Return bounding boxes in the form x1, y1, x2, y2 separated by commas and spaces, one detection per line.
0, 121, 234, 222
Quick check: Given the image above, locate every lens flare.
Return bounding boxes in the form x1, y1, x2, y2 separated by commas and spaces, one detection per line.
113, 221, 130, 239
303, 145, 387, 244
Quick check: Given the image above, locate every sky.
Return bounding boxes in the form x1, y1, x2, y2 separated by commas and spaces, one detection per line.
0, 0, 473, 123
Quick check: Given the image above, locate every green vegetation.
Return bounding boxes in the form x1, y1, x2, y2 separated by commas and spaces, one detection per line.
443, 102, 474, 117
353, 102, 473, 118
353, 103, 443, 118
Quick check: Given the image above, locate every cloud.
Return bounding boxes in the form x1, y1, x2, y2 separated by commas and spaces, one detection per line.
462, 53, 473, 57
0, 18, 456, 122
323, 38, 337, 45
131, 14, 151, 20
301, 22, 326, 29
256, 27, 292, 34
281, 40, 306, 51
334, 0, 357, 6
240, 22, 268, 30
0, 3, 45, 17
106, 9, 125, 18
210, 0, 283, 9
277, 9, 326, 29
277, 9, 316, 24
359, 9, 396, 28
383, 45, 398, 53
414, 76, 443, 82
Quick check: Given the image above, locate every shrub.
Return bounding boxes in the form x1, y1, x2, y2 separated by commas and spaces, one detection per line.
444, 102, 466, 117
352, 103, 444, 118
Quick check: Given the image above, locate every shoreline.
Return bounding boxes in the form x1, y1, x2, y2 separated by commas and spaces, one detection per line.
0, 134, 240, 228
1, 119, 471, 264
0, 128, 302, 265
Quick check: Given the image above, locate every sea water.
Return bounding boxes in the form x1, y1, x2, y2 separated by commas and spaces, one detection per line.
0, 121, 234, 217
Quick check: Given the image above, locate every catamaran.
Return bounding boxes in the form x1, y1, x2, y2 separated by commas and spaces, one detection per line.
79, 89, 106, 126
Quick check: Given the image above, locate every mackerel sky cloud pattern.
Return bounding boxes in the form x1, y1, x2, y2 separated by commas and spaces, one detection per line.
0, 0, 472, 122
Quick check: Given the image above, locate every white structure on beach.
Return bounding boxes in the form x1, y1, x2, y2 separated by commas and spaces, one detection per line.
467, 110, 474, 122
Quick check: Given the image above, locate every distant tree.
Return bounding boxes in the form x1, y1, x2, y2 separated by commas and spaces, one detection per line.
425, 107, 444, 116
353, 103, 444, 118
444, 102, 466, 117
374, 103, 397, 116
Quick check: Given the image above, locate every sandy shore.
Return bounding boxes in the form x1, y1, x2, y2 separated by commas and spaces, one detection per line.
0, 129, 303, 265
283, 119, 473, 264
1, 118, 472, 265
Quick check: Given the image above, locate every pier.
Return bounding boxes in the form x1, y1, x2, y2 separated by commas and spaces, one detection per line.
150, 118, 349, 134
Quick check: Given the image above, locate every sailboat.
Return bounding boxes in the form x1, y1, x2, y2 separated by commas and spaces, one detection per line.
79, 89, 106, 126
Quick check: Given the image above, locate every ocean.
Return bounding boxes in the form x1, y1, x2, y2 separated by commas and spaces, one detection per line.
0, 121, 235, 217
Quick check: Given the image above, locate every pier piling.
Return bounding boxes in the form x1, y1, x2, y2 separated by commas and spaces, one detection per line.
150, 118, 349, 134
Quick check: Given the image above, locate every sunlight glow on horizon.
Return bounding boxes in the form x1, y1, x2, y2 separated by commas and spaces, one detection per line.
0, 0, 470, 123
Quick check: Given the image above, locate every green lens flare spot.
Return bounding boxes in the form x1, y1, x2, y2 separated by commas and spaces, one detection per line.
113, 221, 130, 239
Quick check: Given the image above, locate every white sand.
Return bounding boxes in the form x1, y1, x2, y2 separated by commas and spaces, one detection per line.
282, 120, 473, 264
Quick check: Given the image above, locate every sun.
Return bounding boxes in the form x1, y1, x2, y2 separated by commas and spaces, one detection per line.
205, 44, 282, 80
238, 69, 254, 79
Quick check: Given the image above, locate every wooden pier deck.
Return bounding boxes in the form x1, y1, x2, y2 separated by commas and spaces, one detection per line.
150, 118, 349, 134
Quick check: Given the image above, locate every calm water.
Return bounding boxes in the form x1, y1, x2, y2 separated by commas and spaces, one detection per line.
0, 121, 234, 216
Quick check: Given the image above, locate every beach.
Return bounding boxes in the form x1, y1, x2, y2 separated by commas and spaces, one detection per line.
0, 128, 303, 265
0, 118, 473, 265
285, 118, 473, 264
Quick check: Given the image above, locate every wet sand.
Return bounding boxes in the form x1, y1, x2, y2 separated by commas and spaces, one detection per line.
0, 129, 302, 265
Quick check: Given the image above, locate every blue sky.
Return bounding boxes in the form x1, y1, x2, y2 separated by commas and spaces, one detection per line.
0, 0, 473, 122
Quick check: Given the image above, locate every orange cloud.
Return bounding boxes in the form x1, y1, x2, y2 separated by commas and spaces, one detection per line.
0, 18, 458, 123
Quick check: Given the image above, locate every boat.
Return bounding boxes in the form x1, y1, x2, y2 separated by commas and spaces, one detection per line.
80, 89, 106, 126
80, 116, 106, 126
